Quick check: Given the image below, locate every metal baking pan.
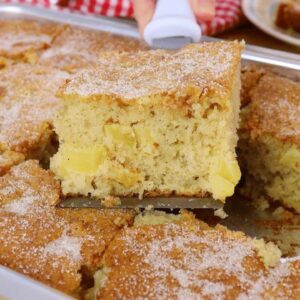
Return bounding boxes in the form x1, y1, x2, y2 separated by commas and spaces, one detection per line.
1, 3, 300, 71
0, 4, 299, 298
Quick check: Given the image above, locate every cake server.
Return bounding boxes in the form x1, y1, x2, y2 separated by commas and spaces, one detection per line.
143, 0, 202, 49
59, 196, 223, 210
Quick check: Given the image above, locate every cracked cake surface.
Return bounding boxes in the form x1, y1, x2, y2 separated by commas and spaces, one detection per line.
0, 160, 135, 295
94, 211, 299, 300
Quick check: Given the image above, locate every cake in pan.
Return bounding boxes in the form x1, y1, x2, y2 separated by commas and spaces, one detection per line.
0, 20, 63, 64
51, 41, 243, 201
0, 63, 69, 174
1, 161, 298, 299
239, 68, 300, 212
91, 210, 300, 300
40, 26, 148, 72
0, 160, 135, 296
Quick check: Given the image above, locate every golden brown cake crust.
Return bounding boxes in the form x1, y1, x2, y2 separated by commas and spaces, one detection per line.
0, 63, 69, 162
0, 160, 135, 294
0, 208, 135, 294
241, 73, 300, 146
241, 65, 265, 107
61, 41, 243, 104
0, 160, 60, 209
0, 151, 25, 176
0, 210, 82, 294
41, 26, 148, 72
0, 20, 63, 61
98, 219, 299, 299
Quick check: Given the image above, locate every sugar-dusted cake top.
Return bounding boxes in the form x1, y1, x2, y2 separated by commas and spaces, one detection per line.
41, 26, 148, 71
61, 41, 243, 102
241, 73, 300, 146
98, 216, 299, 299
0, 63, 69, 153
0, 20, 63, 57
0, 160, 135, 293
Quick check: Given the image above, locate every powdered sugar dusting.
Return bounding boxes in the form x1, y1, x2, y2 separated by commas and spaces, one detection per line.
44, 235, 82, 262
0, 34, 51, 51
243, 74, 300, 145
3, 195, 39, 215
101, 223, 257, 299
201, 280, 227, 297
0, 160, 61, 214
100, 222, 299, 299
41, 26, 147, 71
63, 42, 242, 100
238, 262, 293, 299
0, 20, 61, 56
0, 64, 69, 151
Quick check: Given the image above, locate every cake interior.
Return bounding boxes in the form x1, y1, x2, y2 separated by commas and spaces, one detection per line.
238, 132, 300, 212
51, 76, 241, 201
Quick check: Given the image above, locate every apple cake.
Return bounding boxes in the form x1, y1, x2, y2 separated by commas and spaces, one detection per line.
0, 20, 63, 64
51, 41, 243, 201
239, 69, 300, 213
0, 160, 135, 296
40, 26, 148, 72
90, 210, 300, 300
0, 63, 70, 174
0, 161, 298, 299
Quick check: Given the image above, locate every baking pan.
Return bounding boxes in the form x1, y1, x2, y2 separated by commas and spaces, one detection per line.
0, 4, 299, 298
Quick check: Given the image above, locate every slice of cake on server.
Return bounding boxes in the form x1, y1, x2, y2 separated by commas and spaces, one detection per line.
51, 41, 243, 202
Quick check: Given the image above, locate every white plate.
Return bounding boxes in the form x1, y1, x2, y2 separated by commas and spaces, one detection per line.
242, 0, 300, 47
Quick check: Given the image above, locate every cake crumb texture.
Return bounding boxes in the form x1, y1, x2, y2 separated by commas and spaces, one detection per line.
239, 69, 300, 212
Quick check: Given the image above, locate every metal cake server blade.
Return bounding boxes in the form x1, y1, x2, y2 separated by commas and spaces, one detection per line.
152, 37, 193, 50
59, 196, 223, 210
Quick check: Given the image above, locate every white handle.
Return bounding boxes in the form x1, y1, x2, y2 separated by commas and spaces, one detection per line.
153, 0, 196, 19
144, 0, 202, 46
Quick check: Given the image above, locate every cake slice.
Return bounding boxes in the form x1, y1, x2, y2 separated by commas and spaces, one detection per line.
239, 69, 300, 212
0, 20, 63, 64
40, 26, 148, 72
0, 160, 135, 296
51, 41, 243, 201
89, 210, 300, 300
0, 63, 69, 174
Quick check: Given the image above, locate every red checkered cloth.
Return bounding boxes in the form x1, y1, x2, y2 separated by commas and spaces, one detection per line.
1, 0, 244, 36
